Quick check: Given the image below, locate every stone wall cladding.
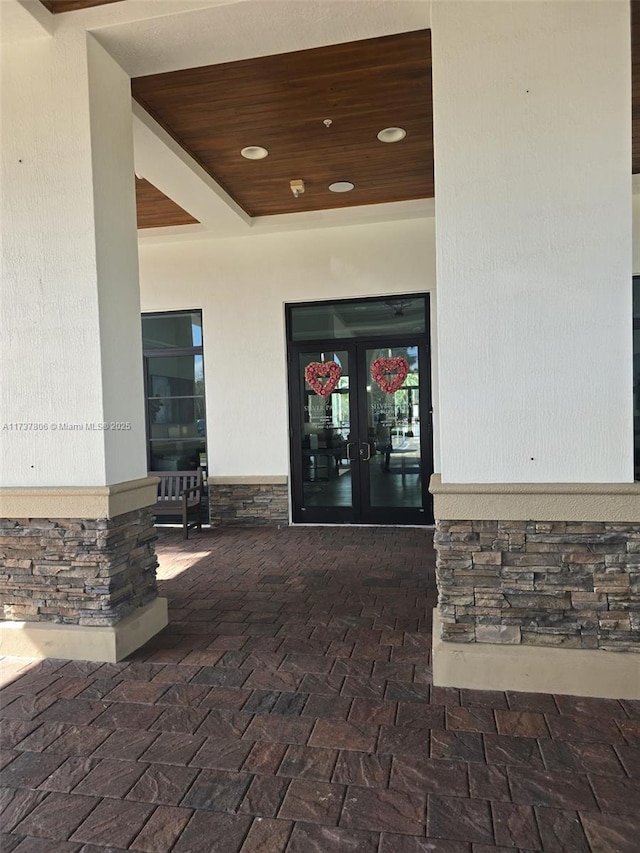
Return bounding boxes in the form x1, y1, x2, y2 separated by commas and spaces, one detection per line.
0, 508, 158, 627
435, 520, 640, 652
209, 483, 289, 527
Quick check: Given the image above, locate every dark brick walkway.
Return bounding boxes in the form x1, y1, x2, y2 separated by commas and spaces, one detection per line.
1, 526, 639, 852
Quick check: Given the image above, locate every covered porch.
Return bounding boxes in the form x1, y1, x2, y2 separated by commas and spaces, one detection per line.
1, 527, 638, 851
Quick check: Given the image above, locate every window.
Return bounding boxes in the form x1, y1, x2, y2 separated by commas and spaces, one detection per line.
142, 311, 207, 474
634, 278, 640, 480
288, 296, 426, 341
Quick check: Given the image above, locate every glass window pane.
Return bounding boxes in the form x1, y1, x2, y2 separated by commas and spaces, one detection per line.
142, 311, 207, 481
290, 297, 426, 341
148, 439, 206, 471
634, 277, 640, 480
147, 398, 205, 436
142, 311, 202, 349
147, 355, 204, 398
146, 353, 206, 475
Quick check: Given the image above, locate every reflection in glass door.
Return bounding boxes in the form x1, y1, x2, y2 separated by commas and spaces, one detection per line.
295, 350, 354, 521
364, 345, 424, 519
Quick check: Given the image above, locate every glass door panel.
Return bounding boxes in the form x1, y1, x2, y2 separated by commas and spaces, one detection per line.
294, 349, 355, 520
364, 346, 424, 517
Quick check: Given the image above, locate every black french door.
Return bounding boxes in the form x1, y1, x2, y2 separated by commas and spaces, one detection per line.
287, 321, 434, 525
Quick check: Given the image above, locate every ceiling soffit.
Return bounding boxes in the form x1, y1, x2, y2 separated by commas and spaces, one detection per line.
131, 30, 433, 217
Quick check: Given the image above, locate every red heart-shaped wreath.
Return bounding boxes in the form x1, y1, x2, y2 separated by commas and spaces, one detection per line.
370, 356, 409, 394
304, 361, 342, 398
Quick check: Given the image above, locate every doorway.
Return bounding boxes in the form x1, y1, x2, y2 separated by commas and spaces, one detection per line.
287, 296, 433, 525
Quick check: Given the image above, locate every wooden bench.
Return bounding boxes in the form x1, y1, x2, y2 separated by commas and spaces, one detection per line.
148, 468, 203, 539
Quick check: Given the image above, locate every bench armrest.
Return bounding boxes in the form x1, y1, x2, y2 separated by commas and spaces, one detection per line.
179, 485, 201, 498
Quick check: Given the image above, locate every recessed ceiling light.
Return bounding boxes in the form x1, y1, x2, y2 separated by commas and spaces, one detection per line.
240, 146, 268, 160
328, 181, 354, 193
377, 127, 406, 143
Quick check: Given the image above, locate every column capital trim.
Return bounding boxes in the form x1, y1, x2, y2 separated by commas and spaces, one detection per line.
0, 476, 159, 519
429, 474, 640, 522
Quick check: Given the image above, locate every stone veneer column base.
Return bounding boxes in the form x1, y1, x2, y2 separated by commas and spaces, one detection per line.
429, 476, 640, 698
433, 610, 640, 699
208, 476, 289, 526
0, 478, 168, 661
0, 597, 168, 663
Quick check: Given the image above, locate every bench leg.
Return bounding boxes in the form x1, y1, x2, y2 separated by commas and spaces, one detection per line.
182, 501, 188, 540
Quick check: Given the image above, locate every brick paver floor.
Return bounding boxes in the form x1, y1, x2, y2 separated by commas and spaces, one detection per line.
1, 526, 639, 852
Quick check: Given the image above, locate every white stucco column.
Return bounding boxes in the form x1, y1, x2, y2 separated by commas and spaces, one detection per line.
431, 0, 632, 486
1, 27, 147, 489
429, 1, 639, 699
0, 21, 166, 660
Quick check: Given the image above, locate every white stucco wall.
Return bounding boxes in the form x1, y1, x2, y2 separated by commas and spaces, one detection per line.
138, 218, 436, 477
432, 0, 633, 484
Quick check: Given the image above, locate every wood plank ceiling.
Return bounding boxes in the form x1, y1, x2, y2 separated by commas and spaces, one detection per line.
132, 30, 433, 217
135, 179, 198, 229
34, 5, 640, 221
40, 1, 125, 13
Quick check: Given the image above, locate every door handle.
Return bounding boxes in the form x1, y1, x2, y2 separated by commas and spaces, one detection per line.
359, 442, 371, 461
346, 442, 356, 461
